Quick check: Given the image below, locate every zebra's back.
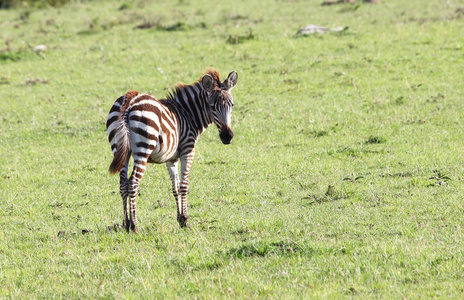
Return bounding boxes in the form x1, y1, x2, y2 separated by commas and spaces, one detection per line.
106, 91, 181, 169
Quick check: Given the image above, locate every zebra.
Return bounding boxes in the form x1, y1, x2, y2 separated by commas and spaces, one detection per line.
106, 69, 238, 232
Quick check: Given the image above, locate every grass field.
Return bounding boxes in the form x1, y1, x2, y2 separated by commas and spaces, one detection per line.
1, 0, 464, 298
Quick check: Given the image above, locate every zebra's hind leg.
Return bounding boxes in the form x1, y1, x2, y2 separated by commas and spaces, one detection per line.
119, 156, 131, 232
127, 155, 150, 233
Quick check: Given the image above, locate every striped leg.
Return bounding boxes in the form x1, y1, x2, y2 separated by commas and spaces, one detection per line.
166, 160, 181, 223
127, 156, 149, 233
178, 149, 195, 228
119, 156, 131, 230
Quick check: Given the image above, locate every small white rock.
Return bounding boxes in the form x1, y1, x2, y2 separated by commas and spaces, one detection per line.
33, 45, 47, 52
296, 24, 345, 35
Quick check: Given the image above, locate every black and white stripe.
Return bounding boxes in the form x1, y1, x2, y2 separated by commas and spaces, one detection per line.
106, 69, 238, 231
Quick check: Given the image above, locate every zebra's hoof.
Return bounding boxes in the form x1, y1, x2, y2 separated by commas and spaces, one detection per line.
123, 220, 130, 232
130, 222, 138, 233
124, 219, 138, 233
178, 215, 189, 228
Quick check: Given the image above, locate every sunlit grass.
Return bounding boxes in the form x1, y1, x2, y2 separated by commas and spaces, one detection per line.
1, 0, 464, 298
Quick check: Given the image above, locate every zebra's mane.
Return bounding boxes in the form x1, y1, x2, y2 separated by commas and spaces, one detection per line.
198, 68, 221, 85
166, 68, 221, 102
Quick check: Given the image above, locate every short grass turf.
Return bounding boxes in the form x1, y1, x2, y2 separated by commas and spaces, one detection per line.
1, 0, 464, 298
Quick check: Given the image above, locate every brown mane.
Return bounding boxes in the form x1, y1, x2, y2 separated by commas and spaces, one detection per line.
168, 68, 222, 101
199, 68, 221, 85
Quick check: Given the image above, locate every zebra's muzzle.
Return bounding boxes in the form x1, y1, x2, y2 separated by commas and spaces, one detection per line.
219, 129, 234, 144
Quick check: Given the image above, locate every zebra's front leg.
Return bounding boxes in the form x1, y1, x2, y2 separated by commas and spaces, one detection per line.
166, 160, 182, 225
178, 149, 195, 228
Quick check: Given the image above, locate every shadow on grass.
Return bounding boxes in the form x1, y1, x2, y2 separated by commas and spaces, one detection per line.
224, 240, 348, 259
225, 240, 303, 258
327, 146, 387, 157
302, 185, 353, 205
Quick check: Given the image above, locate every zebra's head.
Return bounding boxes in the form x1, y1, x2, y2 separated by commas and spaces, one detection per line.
202, 70, 238, 145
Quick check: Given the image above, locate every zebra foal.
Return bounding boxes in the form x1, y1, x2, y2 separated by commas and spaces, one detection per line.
106, 69, 238, 231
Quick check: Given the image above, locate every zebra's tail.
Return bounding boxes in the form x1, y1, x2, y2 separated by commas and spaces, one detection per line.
108, 93, 135, 175
108, 121, 131, 175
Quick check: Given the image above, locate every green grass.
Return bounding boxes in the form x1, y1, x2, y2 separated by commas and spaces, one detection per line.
1, 0, 464, 298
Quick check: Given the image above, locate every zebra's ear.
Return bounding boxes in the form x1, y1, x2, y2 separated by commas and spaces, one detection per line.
202, 74, 215, 92
223, 71, 238, 90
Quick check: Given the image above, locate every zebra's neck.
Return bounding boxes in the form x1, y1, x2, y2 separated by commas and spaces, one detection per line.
171, 82, 212, 133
